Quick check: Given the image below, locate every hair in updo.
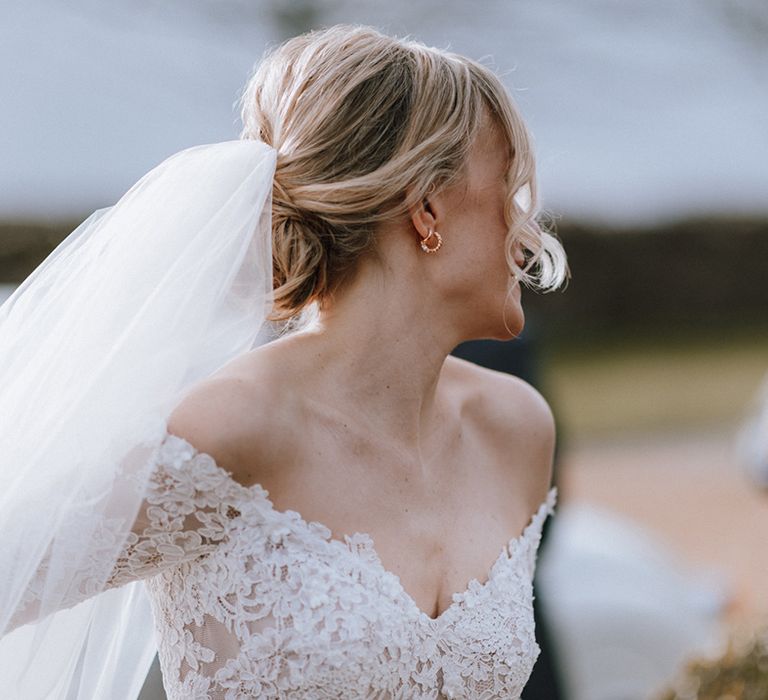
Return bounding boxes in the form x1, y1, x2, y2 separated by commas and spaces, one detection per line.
239, 24, 567, 323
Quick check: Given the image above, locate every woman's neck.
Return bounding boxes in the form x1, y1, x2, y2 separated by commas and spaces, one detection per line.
283, 256, 463, 451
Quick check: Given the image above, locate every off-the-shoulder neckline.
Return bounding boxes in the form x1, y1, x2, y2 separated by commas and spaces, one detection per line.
160, 430, 557, 624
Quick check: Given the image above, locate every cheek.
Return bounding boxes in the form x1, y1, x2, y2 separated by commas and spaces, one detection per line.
480, 186, 509, 240
465, 194, 505, 246
445, 189, 510, 285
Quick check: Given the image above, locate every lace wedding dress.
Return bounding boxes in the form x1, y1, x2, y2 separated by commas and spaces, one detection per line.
105, 432, 553, 699
0, 139, 558, 699
8, 429, 554, 700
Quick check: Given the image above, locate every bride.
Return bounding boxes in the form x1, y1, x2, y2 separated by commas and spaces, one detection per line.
0, 24, 567, 699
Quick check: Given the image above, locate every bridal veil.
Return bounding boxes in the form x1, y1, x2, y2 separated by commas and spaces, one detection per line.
0, 139, 280, 698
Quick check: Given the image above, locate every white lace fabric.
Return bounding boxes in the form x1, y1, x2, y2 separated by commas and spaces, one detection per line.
116, 432, 556, 699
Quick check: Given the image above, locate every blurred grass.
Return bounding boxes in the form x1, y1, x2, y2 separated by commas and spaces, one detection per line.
543, 327, 768, 440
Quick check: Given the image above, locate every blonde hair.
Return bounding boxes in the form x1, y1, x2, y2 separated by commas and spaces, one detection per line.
239, 24, 567, 322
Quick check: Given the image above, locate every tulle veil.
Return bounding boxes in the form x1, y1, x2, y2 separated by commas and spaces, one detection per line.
0, 139, 283, 698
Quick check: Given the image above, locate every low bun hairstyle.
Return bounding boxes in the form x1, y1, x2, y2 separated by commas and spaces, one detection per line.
239, 24, 567, 323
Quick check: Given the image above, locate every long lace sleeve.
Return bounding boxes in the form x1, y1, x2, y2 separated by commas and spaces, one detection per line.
105, 433, 248, 587
8, 432, 249, 632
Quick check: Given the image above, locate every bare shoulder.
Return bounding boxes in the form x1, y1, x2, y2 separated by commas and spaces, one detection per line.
444, 355, 554, 432
443, 355, 555, 504
165, 350, 292, 487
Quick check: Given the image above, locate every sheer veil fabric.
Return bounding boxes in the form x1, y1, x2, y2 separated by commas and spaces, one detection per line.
0, 140, 282, 698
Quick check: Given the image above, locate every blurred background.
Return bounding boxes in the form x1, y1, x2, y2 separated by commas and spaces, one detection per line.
2, 1, 767, 698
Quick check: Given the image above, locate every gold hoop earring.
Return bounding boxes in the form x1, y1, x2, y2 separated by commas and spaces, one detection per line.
420, 229, 442, 253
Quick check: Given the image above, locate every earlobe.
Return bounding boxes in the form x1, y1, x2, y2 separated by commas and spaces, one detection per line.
409, 199, 436, 234
409, 194, 439, 251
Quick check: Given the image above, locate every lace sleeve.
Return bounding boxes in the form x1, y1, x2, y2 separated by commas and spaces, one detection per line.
9, 433, 248, 631
105, 433, 248, 587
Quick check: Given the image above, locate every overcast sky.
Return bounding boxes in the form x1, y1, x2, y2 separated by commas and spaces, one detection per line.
1, 0, 767, 226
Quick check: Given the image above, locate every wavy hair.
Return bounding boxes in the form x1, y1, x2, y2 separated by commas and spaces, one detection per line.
239, 24, 568, 323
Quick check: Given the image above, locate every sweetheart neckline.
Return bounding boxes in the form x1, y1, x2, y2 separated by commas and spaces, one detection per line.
339, 491, 556, 624
162, 431, 557, 625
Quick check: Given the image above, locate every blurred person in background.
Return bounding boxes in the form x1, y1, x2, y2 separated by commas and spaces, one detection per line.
0, 24, 568, 699
739, 373, 768, 489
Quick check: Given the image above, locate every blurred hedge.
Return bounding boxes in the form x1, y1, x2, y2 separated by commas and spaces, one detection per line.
0, 220, 81, 284
524, 217, 768, 342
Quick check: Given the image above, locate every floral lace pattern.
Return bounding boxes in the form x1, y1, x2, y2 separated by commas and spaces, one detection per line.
137, 433, 556, 699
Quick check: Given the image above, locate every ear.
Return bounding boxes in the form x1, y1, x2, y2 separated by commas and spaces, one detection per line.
408, 192, 439, 246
